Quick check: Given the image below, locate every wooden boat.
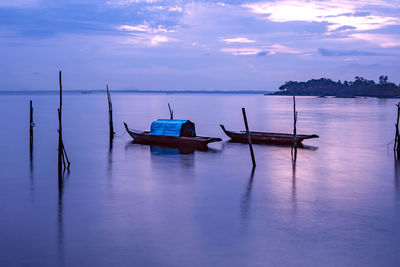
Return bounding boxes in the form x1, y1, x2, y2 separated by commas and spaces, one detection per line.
220, 124, 318, 146
124, 120, 221, 150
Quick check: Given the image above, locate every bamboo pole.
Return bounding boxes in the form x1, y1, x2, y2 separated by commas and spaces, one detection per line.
29, 100, 33, 146
242, 108, 256, 168
58, 71, 70, 178
168, 103, 173, 120
106, 85, 114, 141
58, 72, 63, 178
29, 100, 33, 174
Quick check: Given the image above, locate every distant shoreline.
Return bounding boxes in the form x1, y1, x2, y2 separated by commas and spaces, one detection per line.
0, 90, 274, 95
264, 93, 400, 99
272, 76, 400, 98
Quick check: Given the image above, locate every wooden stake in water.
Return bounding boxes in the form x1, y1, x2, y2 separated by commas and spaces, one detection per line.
58, 71, 70, 179
293, 91, 297, 147
106, 85, 114, 141
242, 108, 256, 168
29, 100, 33, 146
168, 103, 174, 120
58, 72, 63, 178
395, 103, 400, 153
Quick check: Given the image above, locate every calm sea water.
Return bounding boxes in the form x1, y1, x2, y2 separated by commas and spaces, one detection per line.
0, 93, 399, 267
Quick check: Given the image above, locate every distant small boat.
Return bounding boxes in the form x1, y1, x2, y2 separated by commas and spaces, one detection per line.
220, 124, 318, 146
124, 119, 222, 150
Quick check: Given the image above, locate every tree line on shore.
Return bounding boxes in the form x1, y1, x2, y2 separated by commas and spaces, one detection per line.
274, 75, 400, 97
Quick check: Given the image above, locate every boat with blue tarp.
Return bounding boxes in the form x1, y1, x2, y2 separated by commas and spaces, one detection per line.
124, 119, 221, 150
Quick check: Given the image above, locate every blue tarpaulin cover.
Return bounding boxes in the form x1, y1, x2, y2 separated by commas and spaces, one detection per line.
150, 119, 188, 137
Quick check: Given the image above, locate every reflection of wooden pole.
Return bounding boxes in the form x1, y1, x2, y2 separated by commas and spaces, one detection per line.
29, 100, 33, 146
242, 108, 256, 168
106, 85, 114, 141
291, 146, 297, 177
168, 103, 173, 120
57, 179, 64, 263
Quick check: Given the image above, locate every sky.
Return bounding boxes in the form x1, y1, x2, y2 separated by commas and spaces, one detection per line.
1, 0, 400, 91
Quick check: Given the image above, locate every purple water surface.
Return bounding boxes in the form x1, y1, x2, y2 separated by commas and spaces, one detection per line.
0, 94, 399, 266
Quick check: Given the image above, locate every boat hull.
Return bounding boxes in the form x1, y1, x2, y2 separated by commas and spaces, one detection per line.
220, 124, 318, 146
124, 123, 221, 150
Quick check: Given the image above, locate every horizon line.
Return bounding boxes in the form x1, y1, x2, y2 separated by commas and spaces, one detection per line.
0, 89, 276, 95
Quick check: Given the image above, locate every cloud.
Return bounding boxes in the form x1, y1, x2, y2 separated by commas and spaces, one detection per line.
350, 33, 400, 48
335, 25, 357, 31
268, 44, 302, 54
120, 34, 172, 46
168, 6, 183, 12
117, 20, 176, 46
220, 47, 262, 55
144, 4, 183, 12
221, 37, 256, 43
118, 23, 173, 33
106, 0, 159, 5
221, 44, 302, 56
318, 48, 380, 56
150, 35, 169, 45
2, 0, 400, 91
244, 0, 400, 32
326, 14, 400, 31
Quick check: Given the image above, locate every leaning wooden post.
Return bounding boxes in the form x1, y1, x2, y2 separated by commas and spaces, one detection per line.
29, 100, 33, 146
242, 108, 256, 168
106, 85, 114, 141
168, 103, 173, 120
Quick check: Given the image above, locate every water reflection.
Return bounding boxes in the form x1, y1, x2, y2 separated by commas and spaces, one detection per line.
150, 145, 196, 171
301, 144, 319, 151
109, 138, 113, 152
125, 140, 225, 154
225, 140, 318, 151
2, 94, 400, 266
241, 167, 255, 219
107, 141, 114, 198
150, 145, 192, 155
124, 142, 198, 180
29, 143, 34, 197
57, 175, 66, 267
108, 141, 113, 175
395, 153, 400, 201
29, 142, 33, 169
291, 146, 298, 215
125, 142, 197, 154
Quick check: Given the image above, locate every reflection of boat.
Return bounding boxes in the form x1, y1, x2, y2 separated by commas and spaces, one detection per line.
220, 124, 318, 146
124, 119, 221, 150
150, 145, 195, 155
